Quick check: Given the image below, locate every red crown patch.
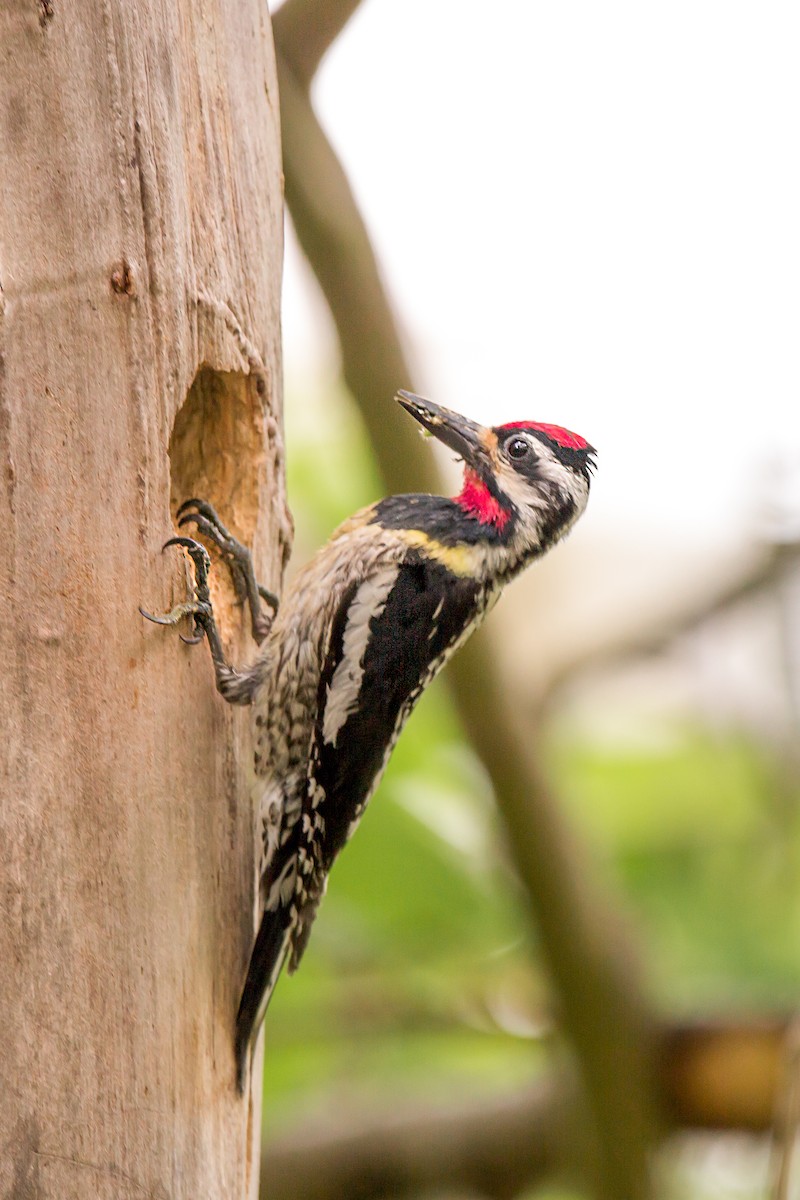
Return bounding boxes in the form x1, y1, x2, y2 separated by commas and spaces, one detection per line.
498, 421, 590, 451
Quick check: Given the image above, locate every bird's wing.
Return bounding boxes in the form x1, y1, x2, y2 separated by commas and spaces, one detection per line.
290, 553, 484, 964
235, 553, 483, 1086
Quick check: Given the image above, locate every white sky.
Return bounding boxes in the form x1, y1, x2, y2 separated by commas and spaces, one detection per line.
281, 1, 800, 555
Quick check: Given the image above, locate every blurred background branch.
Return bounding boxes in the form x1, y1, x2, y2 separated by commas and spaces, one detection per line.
276, 10, 436, 497
263, 1018, 789, 1200
264, 1079, 568, 1200
542, 542, 800, 713
273, 0, 362, 89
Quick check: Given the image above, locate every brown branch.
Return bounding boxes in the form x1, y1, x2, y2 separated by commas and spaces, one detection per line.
770, 1019, 800, 1200
449, 635, 659, 1198
543, 542, 800, 707
273, 0, 363, 90
263, 1079, 571, 1200
274, 51, 438, 497
262, 1019, 791, 1200
275, 34, 661, 1200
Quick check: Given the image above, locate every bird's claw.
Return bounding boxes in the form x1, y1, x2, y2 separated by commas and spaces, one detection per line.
139, 536, 213, 644
177, 501, 279, 612
140, 522, 255, 703
176, 499, 279, 643
177, 497, 225, 525
176, 500, 234, 555
138, 599, 211, 643
179, 624, 207, 646
176, 509, 247, 602
162, 535, 211, 591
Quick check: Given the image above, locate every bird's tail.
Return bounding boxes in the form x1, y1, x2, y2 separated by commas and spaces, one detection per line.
235, 908, 291, 1093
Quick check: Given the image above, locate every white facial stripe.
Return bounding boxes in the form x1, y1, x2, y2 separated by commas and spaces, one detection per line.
486, 445, 590, 570
322, 564, 401, 746
503, 439, 588, 505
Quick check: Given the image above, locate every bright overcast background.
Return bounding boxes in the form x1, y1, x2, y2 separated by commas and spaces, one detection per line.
282, 0, 800, 616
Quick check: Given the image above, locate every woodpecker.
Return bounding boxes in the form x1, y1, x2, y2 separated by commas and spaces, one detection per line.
141, 391, 595, 1091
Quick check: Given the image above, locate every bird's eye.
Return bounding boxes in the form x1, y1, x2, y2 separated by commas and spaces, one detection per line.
506, 436, 530, 460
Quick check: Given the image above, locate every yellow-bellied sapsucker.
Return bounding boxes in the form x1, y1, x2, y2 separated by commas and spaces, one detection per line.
141, 392, 596, 1090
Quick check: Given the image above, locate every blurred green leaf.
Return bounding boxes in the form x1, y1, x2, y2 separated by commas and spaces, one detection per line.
552, 729, 800, 1005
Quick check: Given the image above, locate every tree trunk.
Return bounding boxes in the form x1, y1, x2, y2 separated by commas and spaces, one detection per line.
0, 3, 288, 1197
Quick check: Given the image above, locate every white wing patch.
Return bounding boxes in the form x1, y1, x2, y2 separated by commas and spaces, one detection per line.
322, 564, 400, 747
266, 858, 298, 912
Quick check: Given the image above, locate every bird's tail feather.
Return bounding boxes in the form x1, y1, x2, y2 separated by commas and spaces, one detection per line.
235, 909, 291, 1093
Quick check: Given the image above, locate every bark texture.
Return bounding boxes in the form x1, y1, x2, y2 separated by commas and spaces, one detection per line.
0, 3, 288, 1197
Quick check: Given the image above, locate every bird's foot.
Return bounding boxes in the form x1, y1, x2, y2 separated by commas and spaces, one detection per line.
139, 536, 213, 645
177, 499, 278, 644
140, 536, 253, 703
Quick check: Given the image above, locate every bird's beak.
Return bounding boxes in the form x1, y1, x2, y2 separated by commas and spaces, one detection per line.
396, 391, 488, 472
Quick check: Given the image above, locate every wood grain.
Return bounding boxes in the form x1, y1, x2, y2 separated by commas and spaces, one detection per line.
0, 2, 286, 1196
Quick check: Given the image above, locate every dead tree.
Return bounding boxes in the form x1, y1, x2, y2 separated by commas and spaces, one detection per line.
0, 2, 289, 1196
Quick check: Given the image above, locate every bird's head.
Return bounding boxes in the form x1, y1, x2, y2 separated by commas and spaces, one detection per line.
396, 390, 596, 564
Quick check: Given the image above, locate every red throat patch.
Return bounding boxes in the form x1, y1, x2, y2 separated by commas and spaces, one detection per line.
499, 421, 590, 451
456, 469, 511, 531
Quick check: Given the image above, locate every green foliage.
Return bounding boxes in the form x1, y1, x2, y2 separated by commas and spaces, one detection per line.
552, 731, 800, 1008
